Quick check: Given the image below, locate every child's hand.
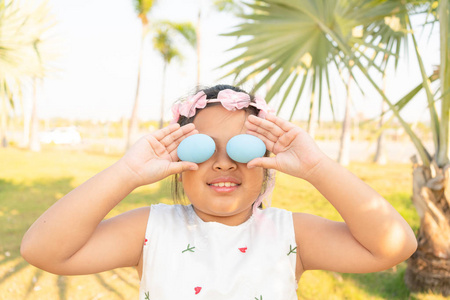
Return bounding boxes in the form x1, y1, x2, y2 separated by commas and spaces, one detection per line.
245, 114, 326, 180
120, 123, 199, 186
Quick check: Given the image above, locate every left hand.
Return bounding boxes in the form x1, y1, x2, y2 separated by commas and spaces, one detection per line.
245, 114, 326, 180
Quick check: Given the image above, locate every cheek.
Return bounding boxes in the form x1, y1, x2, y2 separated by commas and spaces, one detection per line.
181, 173, 196, 192
247, 168, 265, 192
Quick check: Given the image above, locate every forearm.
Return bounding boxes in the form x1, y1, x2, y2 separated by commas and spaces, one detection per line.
21, 159, 139, 264
306, 156, 417, 261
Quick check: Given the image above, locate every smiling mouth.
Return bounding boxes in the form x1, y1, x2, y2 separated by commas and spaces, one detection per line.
208, 182, 239, 187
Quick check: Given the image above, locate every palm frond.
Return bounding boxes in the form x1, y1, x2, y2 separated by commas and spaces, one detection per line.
152, 21, 197, 64
0, 0, 58, 111
221, 0, 435, 165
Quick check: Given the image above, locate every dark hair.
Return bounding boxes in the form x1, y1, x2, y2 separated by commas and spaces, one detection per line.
171, 84, 271, 205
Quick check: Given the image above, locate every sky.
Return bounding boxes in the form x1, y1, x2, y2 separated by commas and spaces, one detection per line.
27, 0, 441, 124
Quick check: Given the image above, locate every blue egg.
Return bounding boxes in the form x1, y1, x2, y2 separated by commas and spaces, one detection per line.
226, 134, 266, 163
177, 134, 215, 163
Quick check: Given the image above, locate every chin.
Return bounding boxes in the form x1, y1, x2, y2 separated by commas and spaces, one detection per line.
209, 200, 253, 216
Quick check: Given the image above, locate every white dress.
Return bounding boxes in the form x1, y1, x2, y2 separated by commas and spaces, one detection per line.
139, 204, 298, 300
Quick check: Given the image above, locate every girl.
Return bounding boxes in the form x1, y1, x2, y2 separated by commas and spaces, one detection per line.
21, 84, 417, 299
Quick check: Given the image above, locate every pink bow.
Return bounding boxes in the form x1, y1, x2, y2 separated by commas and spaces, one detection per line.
214, 89, 250, 111
171, 89, 273, 124
171, 91, 207, 124
253, 95, 275, 119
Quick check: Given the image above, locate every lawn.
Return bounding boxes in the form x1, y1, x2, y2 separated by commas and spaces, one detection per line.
0, 147, 446, 299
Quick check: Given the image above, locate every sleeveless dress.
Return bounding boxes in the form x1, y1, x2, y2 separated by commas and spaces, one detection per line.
139, 204, 298, 300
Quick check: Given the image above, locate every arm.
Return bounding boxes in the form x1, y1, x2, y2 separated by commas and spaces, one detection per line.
245, 114, 417, 273
21, 123, 198, 275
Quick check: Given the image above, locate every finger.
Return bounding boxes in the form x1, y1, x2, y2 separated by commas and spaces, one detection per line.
153, 123, 195, 142
277, 127, 300, 148
167, 161, 198, 174
147, 135, 171, 158
149, 127, 198, 160
151, 123, 181, 140
165, 128, 199, 154
159, 123, 196, 147
245, 120, 279, 144
247, 115, 285, 138
247, 156, 278, 170
264, 113, 297, 132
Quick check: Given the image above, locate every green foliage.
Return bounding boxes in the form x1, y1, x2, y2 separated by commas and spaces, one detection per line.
222, 0, 449, 167
0, 0, 56, 108
0, 0, 58, 149
133, 0, 154, 14
213, 0, 245, 14
153, 21, 196, 64
133, 0, 155, 24
221, 0, 405, 103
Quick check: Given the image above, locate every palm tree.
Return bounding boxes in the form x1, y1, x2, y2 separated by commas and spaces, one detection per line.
152, 21, 196, 128
0, 0, 55, 149
195, 0, 244, 86
127, 0, 156, 150
27, 2, 58, 152
221, 0, 449, 295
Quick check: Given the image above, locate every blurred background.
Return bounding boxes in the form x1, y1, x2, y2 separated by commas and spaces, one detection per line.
1, 0, 449, 299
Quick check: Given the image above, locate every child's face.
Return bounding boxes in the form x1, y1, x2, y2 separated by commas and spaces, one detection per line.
181, 105, 264, 225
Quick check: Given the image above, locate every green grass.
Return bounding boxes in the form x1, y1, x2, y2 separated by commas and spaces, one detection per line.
0, 147, 446, 299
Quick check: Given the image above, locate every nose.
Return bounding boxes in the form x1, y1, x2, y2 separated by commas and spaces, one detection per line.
212, 146, 237, 171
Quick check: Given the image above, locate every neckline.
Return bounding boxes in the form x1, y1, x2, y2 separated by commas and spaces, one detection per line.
188, 204, 255, 229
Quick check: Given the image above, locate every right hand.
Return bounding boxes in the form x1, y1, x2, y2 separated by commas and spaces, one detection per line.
120, 123, 199, 187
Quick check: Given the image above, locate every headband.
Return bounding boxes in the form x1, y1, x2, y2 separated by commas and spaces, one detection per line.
171, 89, 273, 124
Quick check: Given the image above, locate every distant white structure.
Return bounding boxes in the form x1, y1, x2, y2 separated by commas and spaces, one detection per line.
40, 126, 82, 145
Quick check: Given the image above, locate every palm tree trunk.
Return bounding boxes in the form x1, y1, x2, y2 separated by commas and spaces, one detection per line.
338, 75, 352, 166
29, 77, 41, 152
127, 27, 147, 150
159, 62, 167, 129
405, 162, 450, 296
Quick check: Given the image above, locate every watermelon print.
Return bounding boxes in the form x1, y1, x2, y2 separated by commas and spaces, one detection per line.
238, 247, 247, 253
194, 286, 202, 294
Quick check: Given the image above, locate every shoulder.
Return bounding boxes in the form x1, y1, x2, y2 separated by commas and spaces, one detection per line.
254, 207, 296, 241
145, 203, 192, 231
260, 206, 292, 218
260, 207, 294, 227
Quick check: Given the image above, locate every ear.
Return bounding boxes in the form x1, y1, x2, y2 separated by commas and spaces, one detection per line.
178, 173, 183, 182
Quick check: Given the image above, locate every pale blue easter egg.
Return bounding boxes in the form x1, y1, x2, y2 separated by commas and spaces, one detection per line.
177, 134, 215, 163
226, 134, 266, 163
